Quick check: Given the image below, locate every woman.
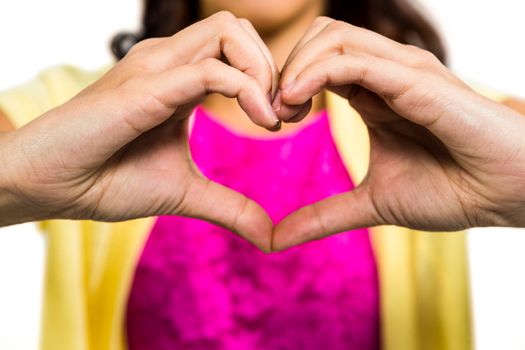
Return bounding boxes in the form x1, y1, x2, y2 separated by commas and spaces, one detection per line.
1, 0, 525, 349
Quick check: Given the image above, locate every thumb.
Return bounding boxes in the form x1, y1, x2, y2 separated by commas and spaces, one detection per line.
272, 185, 380, 251
180, 174, 274, 253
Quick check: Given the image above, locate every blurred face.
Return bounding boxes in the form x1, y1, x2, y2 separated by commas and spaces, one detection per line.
200, 0, 326, 35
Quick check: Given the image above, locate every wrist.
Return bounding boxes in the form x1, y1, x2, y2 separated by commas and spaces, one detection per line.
496, 206, 525, 229
0, 185, 29, 227
0, 131, 45, 227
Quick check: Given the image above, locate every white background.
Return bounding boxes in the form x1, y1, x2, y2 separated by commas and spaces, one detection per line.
0, 1, 524, 349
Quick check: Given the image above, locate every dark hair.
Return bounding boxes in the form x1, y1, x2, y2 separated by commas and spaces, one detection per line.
112, 0, 446, 63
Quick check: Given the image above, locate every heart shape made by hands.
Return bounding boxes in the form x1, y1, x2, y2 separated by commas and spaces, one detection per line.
197, 15, 484, 253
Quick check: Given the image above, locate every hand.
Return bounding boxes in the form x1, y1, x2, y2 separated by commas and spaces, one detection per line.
272, 17, 525, 250
0, 12, 280, 251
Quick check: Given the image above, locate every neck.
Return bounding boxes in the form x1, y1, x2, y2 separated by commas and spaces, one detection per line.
204, 3, 326, 137
259, 1, 325, 70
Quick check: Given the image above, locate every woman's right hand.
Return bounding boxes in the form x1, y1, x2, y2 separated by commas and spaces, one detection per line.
0, 11, 278, 251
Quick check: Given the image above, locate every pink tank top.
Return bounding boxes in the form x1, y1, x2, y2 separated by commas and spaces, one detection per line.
126, 107, 380, 349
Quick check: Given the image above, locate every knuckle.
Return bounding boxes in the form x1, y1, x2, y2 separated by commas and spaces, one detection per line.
235, 69, 255, 84
238, 17, 253, 27
131, 38, 156, 51
420, 50, 440, 65
126, 45, 142, 56
195, 58, 222, 87
238, 76, 259, 96
210, 10, 237, 25
313, 16, 334, 25
128, 55, 157, 72
325, 21, 351, 53
122, 50, 159, 71
246, 76, 259, 90
259, 57, 273, 75
327, 20, 351, 32
406, 45, 441, 68
197, 57, 221, 71
125, 38, 160, 61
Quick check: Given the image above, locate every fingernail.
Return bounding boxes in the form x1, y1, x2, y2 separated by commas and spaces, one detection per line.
265, 100, 280, 129
268, 120, 282, 132
272, 90, 282, 112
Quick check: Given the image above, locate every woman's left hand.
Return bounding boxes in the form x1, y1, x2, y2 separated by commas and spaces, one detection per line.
272, 17, 525, 251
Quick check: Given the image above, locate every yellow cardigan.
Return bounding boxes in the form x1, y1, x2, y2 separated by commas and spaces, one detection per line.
0, 65, 478, 350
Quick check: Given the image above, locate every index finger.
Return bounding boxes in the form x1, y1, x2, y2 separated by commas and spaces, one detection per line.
238, 18, 280, 99
141, 11, 275, 98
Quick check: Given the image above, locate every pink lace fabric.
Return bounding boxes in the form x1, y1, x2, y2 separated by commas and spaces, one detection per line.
126, 107, 380, 349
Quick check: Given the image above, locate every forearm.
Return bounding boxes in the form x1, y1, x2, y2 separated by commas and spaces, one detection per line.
0, 113, 34, 226
0, 131, 44, 227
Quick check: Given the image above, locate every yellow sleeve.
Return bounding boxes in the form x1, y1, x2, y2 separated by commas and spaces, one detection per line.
0, 74, 54, 128
0, 65, 109, 128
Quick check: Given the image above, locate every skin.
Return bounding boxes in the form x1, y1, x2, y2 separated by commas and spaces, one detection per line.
200, 0, 324, 37
201, 0, 327, 136
1, 3, 525, 253
0, 12, 281, 252
271, 17, 525, 250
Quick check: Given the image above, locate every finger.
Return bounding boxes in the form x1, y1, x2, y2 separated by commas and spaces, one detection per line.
282, 16, 334, 70
152, 59, 278, 129
338, 86, 400, 125
272, 185, 380, 251
281, 54, 487, 150
337, 86, 448, 153
280, 54, 423, 123
183, 175, 274, 253
281, 54, 411, 105
280, 99, 312, 124
144, 11, 275, 97
238, 18, 280, 99
272, 89, 312, 121
280, 20, 440, 91
288, 103, 313, 123
126, 37, 165, 55
78, 59, 278, 160
274, 17, 332, 121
